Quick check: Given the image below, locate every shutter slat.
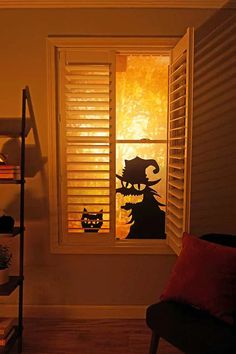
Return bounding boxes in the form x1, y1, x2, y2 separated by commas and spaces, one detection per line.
66, 84, 110, 90
169, 171, 184, 179
67, 152, 109, 157
168, 205, 183, 219
170, 104, 186, 113
169, 162, 184, 170
67, 178, 110, 181
67, 128, 109, 132
170, 63, 186, 78
66, 110, 110, 114
169, 155, 184, 160
171, 53, 187, 71
67, 162, 109, 167
66, 74, 109, 80
167, 231, 183, 254
169, 126, 186, 132
66, 65, 109, 72
168, 188, 183, 200
68, 196, 110, 202
68, 186, 109, 190
169, 115, 185, 123
171, 95, 186, 105
66, 137, 110, 142
166, 222, 182, 237
66, 119, 109, 124
68, 169, 109, 173
169, 146, 185, 151
68, 193, 110, 198
167, 213, 183, 228
170, 84, 186, 97
68, 202, 110, 206
168, 196, 183, 209
170, 74, 186, 88
169, 136, 185, 142
66, 101, 110, 108
66, 92, 110, 99
168, 179, 184, 190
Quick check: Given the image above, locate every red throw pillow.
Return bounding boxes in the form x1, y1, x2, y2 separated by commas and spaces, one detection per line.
160, 232, 236, 324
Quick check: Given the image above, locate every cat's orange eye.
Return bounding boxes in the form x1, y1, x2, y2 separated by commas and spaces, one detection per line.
133, 183, 146, 191
121, 181, 132, 189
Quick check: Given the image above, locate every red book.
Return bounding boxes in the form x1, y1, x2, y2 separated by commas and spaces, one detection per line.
0, 318, 15, 338
0, 166, 21, 179
0, 166, 20, 170
0, 328, 15, 346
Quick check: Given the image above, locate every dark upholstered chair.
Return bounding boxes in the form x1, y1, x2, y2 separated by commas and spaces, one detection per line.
146, 234, 236, 354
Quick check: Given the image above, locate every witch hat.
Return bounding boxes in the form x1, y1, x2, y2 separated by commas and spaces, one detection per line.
116, 156, 160, 186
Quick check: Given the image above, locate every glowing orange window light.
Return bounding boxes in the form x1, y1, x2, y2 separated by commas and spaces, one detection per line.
116, 55, 169, 239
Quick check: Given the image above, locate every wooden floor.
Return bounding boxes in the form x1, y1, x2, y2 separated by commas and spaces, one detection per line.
14, 319, 183, 354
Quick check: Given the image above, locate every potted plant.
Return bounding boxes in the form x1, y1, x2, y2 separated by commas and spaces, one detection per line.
0, 245, 12, 285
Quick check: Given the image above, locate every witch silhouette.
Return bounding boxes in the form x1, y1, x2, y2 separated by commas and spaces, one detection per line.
116, 156, 166, 239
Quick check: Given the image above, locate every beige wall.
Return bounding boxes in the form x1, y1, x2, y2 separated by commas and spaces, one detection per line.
0, 8, 218, 310
191, 7, 236, 236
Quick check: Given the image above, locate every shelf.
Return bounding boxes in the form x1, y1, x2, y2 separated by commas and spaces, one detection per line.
0, 227, 21, 238
0, 326, 19, 354
0, 88, 31, 354
0, 180, 24, 185
0, 118, 31, 138
0, 276, 23, 296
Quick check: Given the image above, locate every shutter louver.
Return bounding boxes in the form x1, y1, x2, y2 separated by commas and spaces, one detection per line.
59, 51, 115, 238
166, 28, 194, 254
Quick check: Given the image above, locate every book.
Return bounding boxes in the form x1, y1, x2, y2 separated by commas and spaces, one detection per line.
0, 166, 21, 179
0, 327, 15, 346
0, 174, 21, 180
0, 318, 15, 338
0, 166, 20, 170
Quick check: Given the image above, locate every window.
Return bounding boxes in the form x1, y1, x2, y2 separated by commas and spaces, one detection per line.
116, 55, 168, 240
47, 31, 194, 254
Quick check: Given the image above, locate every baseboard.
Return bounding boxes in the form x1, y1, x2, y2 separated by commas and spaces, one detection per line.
0, 304, 147, 319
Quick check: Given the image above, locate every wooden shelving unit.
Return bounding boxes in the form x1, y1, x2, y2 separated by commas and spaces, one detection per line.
0, 87, 31, 353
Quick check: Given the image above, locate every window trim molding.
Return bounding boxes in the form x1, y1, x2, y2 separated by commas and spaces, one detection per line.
51, 239, 175, 254
47, 36, 179, 255
0, 0, 228, 9
47, 36, 179, 52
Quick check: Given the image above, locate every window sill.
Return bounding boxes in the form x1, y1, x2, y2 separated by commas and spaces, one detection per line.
51, 239, 175, 255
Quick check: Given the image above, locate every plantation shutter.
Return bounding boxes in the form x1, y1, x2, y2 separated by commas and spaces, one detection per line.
58, 49, 115, 243
166, 28, 194, 255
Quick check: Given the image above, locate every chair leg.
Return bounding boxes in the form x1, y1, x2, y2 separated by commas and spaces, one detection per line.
149, 331, 160, 354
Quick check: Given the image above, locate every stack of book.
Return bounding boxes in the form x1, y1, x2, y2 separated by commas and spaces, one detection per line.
0, 166, 21, 180
0, 318, 16, 347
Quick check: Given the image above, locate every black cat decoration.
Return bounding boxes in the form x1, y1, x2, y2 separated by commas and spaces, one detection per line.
116, 156, 165, 239
81, 208, 103, 233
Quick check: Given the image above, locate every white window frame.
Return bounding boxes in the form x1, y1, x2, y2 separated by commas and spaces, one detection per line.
47, 34, 193, 254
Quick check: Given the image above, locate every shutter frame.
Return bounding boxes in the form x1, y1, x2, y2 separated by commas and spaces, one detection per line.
58, 48, 116, 243
166, 27, 194, 255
